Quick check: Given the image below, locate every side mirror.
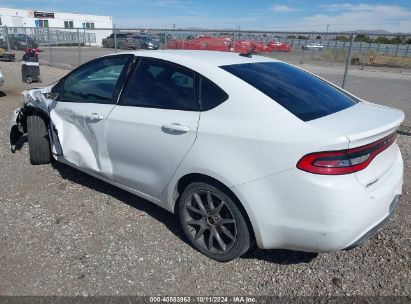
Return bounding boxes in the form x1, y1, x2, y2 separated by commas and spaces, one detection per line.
45, 80, 62, 100
44, 92, 59, 100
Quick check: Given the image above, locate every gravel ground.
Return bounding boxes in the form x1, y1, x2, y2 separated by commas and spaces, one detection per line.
0, 61, 410, 297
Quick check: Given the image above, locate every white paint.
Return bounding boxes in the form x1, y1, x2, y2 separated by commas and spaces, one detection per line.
12, 50, 405, 253
21, 61, 40, 66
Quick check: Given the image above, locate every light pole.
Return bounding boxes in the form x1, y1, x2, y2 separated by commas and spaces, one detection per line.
326, 24, 330, 40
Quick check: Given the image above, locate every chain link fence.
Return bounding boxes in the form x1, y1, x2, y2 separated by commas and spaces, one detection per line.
1, 26, 410, 125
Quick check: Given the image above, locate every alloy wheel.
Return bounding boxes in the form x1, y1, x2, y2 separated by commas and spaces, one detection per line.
182, 190, 237, 254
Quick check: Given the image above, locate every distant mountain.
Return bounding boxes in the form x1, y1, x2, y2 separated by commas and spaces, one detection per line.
352, 29, 391, 34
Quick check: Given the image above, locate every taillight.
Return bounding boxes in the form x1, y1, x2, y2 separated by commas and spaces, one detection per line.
297, 132, 397, 175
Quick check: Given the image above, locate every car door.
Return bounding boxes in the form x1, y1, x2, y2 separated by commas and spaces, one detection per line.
106, 57, 200, 197
52, 54, 133, 177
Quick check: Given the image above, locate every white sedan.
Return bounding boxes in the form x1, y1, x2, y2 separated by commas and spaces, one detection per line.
10, 50, 404, 261
302, 43, 324, 51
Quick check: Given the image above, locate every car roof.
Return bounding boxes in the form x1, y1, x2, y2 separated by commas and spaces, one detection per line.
109, 50, 278, 69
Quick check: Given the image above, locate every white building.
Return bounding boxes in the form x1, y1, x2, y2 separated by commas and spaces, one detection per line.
0, 7, 113, 46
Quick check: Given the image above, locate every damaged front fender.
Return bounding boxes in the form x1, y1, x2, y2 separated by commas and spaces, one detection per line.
10, 83, 60, 154
10, 82, 112, 176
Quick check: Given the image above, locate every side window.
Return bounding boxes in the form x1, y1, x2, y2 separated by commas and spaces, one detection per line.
121, 58, 198, 111
61, 56, 130, 104
200, 77, 228, 110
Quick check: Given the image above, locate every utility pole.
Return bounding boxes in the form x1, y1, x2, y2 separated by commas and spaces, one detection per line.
326, 24, 330, 40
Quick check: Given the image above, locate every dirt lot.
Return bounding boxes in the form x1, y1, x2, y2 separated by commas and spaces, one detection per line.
0, 62, 410, 297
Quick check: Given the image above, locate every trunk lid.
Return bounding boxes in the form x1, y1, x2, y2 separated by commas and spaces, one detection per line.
309, 102, 404, 187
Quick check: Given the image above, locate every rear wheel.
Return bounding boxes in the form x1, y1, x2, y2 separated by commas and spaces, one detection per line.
27, 115, 51, 165
179, 182, 251, 262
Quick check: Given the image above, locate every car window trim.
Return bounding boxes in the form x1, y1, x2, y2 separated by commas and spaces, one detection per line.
57, 54, 134, 105
199, 76, 229, 111
118, 56, 201, 112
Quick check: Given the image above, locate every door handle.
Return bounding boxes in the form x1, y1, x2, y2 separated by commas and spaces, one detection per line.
87, 113, 104, 120
162, 123, 190, 134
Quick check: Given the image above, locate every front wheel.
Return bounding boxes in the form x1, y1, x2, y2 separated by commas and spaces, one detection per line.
27, 115, 51, 165
179, 182, 251, 262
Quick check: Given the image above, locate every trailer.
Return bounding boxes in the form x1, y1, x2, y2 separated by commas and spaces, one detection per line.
0, 49, 15, 61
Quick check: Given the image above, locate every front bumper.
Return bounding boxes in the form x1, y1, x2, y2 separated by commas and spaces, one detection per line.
232, 147, 403, 252
146, 45, 159, 50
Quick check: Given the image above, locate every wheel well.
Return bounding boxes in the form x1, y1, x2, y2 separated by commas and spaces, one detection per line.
174, 173, 256, 247
20, 107, 49, 132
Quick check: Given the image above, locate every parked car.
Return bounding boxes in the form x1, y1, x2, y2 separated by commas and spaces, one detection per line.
10, 50, 404, 262
168, 36, 231, 52
168, 37, 291, 54
267, 41, 292, 52
102, 33, 140, 49
235, 40, 291, 53
7, 34, 38, 50
133, 35, 159, 50
302, 43, 324, 51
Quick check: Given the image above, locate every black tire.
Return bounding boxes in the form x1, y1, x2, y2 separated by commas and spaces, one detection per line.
27, 115, 51, 165
179, 182, 251, 262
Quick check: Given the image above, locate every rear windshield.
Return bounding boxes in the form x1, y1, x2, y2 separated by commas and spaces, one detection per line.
221, 62, 357, 121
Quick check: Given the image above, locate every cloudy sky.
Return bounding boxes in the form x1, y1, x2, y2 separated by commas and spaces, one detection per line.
1, 0, 410, 32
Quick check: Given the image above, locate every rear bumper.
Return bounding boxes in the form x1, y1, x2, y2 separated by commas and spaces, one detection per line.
344, 194, 400, 250
232, 148, 403, 252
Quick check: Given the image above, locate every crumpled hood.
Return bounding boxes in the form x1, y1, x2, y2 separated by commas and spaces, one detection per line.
20, 83, 58, 113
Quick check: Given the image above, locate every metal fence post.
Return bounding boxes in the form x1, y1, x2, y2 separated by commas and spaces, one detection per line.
24, 27, 28, 50
164, 29, 167, 50
232, 31, 236, 52
5, 26, 11, 52
405, 44, 409, 57
47, 27, 54, 66
342, 34, 355, 89
113, 25, 117, 53
76, 29, 82, 65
